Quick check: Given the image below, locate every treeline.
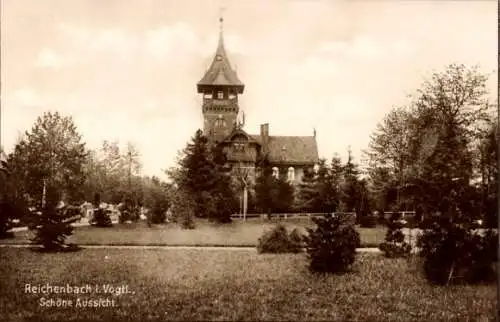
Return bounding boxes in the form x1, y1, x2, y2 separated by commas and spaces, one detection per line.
365, 64, 497, 227
0, 112, 172, 237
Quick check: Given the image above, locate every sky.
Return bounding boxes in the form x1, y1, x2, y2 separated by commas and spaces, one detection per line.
1, 0, 497, 179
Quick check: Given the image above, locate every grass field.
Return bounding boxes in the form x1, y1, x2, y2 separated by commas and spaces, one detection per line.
5, 217, 387, 248
0, 248, 496, 321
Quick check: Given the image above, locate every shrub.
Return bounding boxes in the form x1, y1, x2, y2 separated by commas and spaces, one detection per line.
417, 215, 498, 285
0, 202, 14, 238
91, 193, 112, 227
119, 197, 139, 223
92, 208, 113, 227
379, 212, 411, 258
30, 189, 80, 252
359, 214, 377, 228
150, 205, 167, 224
172, 189, 196, 229
304, 213, 360, 274
257, 224, 304, 254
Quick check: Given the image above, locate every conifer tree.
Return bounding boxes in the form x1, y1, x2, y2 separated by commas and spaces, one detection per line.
305, 213, 360, 273
171, 129, 237, 222
341, 148, 360, 213
255, 155, 274, 218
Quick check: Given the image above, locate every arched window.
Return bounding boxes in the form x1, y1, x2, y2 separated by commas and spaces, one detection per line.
272, 167, 279, 178
214, 115, 226, 128
287, 167, 295, 182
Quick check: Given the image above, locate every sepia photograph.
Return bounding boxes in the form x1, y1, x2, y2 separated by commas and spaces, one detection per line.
0, 0, 498, 321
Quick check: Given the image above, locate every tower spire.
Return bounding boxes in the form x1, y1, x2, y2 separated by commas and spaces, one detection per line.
219, 7, 226, 46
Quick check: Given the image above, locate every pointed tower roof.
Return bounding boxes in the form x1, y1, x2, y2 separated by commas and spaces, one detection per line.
197, 16, 244, 94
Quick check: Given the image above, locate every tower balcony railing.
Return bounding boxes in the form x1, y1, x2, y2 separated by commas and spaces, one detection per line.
203, 96, 238, 107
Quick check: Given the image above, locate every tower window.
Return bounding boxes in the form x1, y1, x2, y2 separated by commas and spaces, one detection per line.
214, 115, 226, 128
217, 91, 224, 99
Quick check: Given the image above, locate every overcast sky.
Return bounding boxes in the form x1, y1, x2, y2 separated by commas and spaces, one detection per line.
1, 0, 497, 178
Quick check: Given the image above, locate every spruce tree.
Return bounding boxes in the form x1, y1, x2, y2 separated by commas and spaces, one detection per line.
177, 130, 217, 218
255, 156, 279, 219
172, 129, 237, 222
297, 168, 320, 213
0, 159, 14, 238
209, 145, 237, 223
275, 172, 295, 213
379, 212, 410, 258
305, 213, 360, 274
341, 148, 360, 213
31, 185, 80, 252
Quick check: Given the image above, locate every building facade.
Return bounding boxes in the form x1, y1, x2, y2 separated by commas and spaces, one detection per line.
196, 17, 319, 186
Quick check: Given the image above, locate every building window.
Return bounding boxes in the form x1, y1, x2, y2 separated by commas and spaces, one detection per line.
215, 115, 226, 128
233, 143, 245, 152
272, 167, 279, 178
287, 167, 295, 182
217, 91, 224, 99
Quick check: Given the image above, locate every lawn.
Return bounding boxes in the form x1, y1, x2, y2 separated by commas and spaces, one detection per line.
6, 217, 387, 248
0, 248, 496, 321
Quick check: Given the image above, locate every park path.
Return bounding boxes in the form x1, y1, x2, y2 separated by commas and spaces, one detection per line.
0, 244, 382, 253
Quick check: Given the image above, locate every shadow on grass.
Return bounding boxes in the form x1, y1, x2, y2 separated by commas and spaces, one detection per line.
30, 243, 82, 253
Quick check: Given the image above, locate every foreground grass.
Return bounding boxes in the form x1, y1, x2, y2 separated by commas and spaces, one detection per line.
6, 217, 387, 248
0, 248, 496, 321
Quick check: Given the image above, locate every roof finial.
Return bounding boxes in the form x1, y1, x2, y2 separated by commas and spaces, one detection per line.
219, 7, 226, 33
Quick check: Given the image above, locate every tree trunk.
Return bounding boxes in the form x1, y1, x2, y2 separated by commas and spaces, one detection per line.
243, 186, 248, 221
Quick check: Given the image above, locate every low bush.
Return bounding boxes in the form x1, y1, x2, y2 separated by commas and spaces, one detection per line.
150, 206, 167, 224
379, 212, 410, 258
304, 213, 360, 274
92, 208, 113, 227
359, 214, 377, 228
257, 224, 304, 254
418, 215, 498, 285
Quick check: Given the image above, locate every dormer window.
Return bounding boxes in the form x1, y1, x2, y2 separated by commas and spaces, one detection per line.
217, 91, 224, 99
287, 167, 295, 182
233, 143, 245, 152
272, 167, 279, 178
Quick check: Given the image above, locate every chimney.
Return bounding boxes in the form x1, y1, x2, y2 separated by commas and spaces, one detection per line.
260, 123, 269, 155
313, 127, 316, 138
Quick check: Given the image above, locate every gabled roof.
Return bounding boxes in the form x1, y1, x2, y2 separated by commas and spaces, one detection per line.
250, 135, 319, 165
197, 19, 244, 93
221, 127, 260, 144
